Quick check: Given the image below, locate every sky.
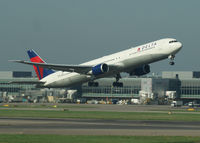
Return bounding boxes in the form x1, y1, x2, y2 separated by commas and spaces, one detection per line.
0, 0, 200, 75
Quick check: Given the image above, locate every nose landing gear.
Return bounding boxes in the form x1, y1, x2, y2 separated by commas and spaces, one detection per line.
168, 55, 175, 65
169, 61, 175, 65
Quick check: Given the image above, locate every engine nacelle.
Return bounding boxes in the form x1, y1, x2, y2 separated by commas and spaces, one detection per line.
130, 65, 150, 76
92, 63, 109, 76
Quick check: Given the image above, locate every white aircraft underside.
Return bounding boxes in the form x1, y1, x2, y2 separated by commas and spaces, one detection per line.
12, 38, 182, 88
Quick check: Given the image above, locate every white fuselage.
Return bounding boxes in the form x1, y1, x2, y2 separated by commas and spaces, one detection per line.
40, 38, 182, 88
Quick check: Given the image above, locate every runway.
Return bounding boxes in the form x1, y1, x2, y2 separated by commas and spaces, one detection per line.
1, 117, 200, 136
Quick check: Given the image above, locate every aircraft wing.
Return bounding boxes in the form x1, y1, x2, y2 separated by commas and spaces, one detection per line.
10, 60, 119, 74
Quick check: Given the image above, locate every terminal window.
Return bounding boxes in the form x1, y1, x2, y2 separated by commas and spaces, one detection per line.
193, 72, 200, 78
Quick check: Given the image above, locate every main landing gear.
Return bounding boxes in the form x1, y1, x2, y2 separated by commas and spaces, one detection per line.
168, 55, 175, 65
113, 82, 123, 87
88, 73, 124, 87
88, 81, 99, 87
112, 73, 123, 87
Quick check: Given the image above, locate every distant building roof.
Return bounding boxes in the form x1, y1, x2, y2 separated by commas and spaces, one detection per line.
162, 71, 200, 79
0, 71, 32, 79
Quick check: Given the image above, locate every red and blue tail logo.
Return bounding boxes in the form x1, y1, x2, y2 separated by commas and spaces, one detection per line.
27, 50, 54, 80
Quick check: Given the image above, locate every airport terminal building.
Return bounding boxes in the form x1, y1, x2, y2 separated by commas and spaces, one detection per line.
163, 71, 200, 101
0, 71, 64, 103
1, 71, 200, 104
0, 71, 36, 94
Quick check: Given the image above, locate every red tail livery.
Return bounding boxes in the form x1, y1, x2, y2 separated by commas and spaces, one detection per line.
27, 50, 54, 80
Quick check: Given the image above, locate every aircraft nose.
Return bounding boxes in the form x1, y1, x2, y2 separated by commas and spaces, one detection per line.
177, 42, 182, 49
175, 42, 182, 51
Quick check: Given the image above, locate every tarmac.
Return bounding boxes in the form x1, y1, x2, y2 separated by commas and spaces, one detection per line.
0, 117, 200, 136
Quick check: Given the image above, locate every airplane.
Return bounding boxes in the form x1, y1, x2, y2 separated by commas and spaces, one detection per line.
11, 38, 182, 88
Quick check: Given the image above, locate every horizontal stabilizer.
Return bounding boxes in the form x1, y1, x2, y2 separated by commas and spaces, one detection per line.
8, 80, 45, 84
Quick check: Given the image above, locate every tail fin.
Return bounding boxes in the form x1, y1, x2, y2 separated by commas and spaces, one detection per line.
27, 49, 54, 80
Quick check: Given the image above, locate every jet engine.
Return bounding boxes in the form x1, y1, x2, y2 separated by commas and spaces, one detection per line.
92, 63, 109, 76
129, 65, 150, 76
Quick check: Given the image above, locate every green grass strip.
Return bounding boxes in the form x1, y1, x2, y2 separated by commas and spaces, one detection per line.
0, 135, 200, 143
0, 110, 200, 121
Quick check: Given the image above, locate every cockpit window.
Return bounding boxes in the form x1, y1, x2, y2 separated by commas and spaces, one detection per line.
169, 40, 177, 43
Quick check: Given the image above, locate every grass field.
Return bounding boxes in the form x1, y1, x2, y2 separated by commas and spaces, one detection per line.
0, 135, 200, 143
0, 105, 200, 143
0, 109, 200, 121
